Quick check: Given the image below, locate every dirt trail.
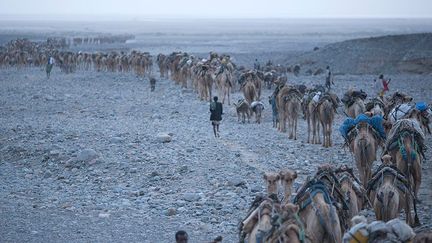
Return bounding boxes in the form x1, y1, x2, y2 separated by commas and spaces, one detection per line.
220, 139, 265, 173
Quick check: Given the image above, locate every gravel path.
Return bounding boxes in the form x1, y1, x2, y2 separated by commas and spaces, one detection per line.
0, 67, 431, 242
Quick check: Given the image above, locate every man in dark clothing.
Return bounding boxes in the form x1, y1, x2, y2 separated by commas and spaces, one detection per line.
150, 77, 156, 92
210, 96, 223, 138
325, 66, 334, 91
175, 230, 188, 243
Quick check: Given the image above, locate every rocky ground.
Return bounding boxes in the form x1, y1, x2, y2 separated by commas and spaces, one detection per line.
0, 66, 431, 242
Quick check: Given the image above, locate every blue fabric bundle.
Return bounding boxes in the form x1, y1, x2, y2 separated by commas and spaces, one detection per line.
339, 117, 356, 139
369, 115, 386, 139
339, 114, 386, 140
416, 102, 428, 112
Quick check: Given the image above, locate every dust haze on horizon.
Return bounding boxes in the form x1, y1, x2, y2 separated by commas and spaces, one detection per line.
1, 0, 432, 20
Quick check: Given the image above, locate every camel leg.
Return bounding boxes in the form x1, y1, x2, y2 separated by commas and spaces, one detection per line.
413, 162, 422, 198
405, 194, 414, 226
321, 121, 327, 147
294, 118, 297, 140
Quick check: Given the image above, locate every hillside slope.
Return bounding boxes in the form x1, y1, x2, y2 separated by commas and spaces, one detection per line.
288, 33, 432, 74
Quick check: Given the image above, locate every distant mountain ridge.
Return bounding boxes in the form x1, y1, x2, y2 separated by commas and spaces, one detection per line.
287, 33, 432, 74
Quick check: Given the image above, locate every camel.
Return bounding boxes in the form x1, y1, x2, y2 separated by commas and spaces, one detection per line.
386, 118, 425, 199
335, 166, 365, 224
317, 97, 336, 147
279, 169, 297, 205
305, 97, 321, 144
348, 122, 381, 187
215, 63, 234, 105
269, 94, 279, 128
264, 172, 280, 196
295, 190, 342, 243
287, 93, 302, 140
415, 231, 432, 243
263, 203, 304, 243
367, 155, 418, 226
242, 81, 257, 105
246, 199, 279, 243
366, 97, 386, 116
276, 86, 301, 137
293, 166, 346, 243
241, 172, 280, 243
156, 53, 167, 78
346, 97, 365, 118
196, 64, 214, 102
234, 99, 251, 123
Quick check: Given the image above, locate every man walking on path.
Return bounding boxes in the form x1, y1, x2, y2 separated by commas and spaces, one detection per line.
210, 96, 223, 138
150, 77, 156, 92
325, 66, 334, 91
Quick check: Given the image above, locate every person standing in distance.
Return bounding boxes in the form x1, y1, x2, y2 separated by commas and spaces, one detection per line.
210, 96, 223, 138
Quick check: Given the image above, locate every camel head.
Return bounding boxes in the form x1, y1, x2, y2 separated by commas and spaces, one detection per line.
279, 203, 302, 243
281, 203, 300, 218
351, 215, 367, 226
382, 154, 393, 165
263, 172, 280, 196
279, 169, 297, 198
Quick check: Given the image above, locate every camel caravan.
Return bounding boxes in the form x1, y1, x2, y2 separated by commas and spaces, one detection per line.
2, 37, 432, 242
0, 38, 153, 78
239, 88, 430, 242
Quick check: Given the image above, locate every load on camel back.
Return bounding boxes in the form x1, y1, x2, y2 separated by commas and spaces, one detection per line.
339, 113, 386, 145
388, 101, 432, 135
343, 216, 416, 243
341, 89, 367, 118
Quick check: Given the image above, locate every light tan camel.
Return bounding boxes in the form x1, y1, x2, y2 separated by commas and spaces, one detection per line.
294, 167, 344, 243
276, 86, 291, 132
346, 98, 365, 118
264, 172, 280, 196
215, 64, 234, 105
349, 123, 380, 187
318, 99, 335, 148
242, 172, 280, 243
392, 132, 422, 198
279, 169, 298, 205
386, 118, 424, 199
368, 155, 417, 226
263, 203, 303, 243
297, 193, 342, 243
243, 81, 257, 105
306, 99, 320, 144
335, 166, 364, 225
286, 94, 302, 140
196, 65, 214, 102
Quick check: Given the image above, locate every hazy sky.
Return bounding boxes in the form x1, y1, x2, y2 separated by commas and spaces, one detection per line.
0, 0, 431, 18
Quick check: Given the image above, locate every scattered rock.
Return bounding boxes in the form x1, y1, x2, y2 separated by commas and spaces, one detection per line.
156, 133, 172, 143
166, 208, 177, 216
110, 137, 124, 144
227, 177, 246, 187
98, 213, 110, 218
183, 192, 201, 202
76, 149, 99, 162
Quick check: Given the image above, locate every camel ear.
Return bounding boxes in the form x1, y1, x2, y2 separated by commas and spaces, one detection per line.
293, 171, 298, 179
263, 173, 268, 180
